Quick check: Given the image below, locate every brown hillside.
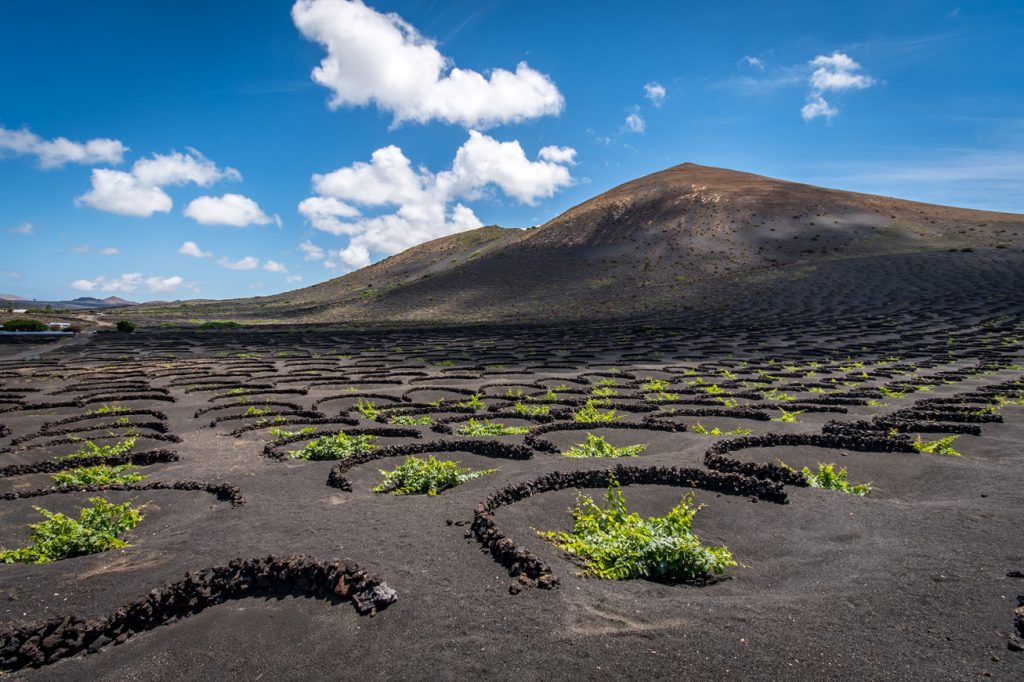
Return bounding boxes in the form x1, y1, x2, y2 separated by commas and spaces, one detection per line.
130, 163, 1024, 325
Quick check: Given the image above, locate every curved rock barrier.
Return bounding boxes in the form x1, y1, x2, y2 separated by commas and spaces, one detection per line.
703, 433, 917, 485
326, 439, 533, 491
262, 427, 423, 460
0, 555, 396, 671
0, 450, 180, 478
0, 480, 244, 506
525, 420, 688, 454
470, 465, 787, 588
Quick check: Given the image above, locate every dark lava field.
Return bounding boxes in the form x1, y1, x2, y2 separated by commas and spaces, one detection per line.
2, 274, 1024, 680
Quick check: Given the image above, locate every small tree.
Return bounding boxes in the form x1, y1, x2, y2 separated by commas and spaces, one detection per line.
116, 320, 136, 333
3, 318, 48, 332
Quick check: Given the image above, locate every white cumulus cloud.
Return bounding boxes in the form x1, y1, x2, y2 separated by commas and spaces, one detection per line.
76, 149, 240, 217
99, 247, 120, 256
68, 273, 181, 295
298, 130, 575, 271
263, 260, 288, 273
644, 82, 666, 106
802, 52, 874, 122
625, 112, 646, 134
184, 193, 276, 227
291, 0, 564, 128
178, 241, 212, 258
0, 125, 126, 169
298, 240, 326, 261
145, 275, 184, 294
218, 256, 260, 270
741, 55, 765, 70
8, 221, 34, 236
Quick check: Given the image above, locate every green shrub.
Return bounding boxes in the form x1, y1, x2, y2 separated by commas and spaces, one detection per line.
646, 391, 681, 402
563, 433, 647, 458
2, 318, 48, 332
89, 404, 127, 415
288, 432, 377, 461
354, 399, 380, 419
0, 498, 144, 564
116, 320, 136, 333
691, 423, 753, 436
912, 435, 961, 456
456, 394, 485, 410
56, 437, 136, 462
373, 456, 495, 496
573, 400, 622, 423
197, 320, 241, 329
760, 388, 795, 401
389, 414, 434, 425
537, 479, 736, 581
513, 402, 549, 417
782, 462, 870, 495
457, 418, 529, 436
50, 464, 145, 490
772, 408, 806, 423
268, 426, 316, 438
642, 378, 670, 392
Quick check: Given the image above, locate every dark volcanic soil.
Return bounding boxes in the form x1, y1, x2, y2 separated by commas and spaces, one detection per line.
2, 265, 1024, 680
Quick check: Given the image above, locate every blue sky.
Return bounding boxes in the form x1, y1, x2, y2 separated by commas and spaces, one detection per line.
1, 0, 1022, 301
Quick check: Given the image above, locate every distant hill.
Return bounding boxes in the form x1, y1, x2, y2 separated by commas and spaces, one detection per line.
127, 163, 1024, 325
0, 294, 27, 301
2, 296, 138, 310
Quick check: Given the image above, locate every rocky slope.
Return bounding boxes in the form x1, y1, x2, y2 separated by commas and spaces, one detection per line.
130, 163, 1024, 325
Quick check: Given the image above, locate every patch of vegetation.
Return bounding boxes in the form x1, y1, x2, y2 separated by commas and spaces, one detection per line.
373, 456, 496, 496
537, 479, 736, 581
760, 388, 796, 401
2, 318, 48, 332
911, 435, 961, 456
781, 462, 870, 495
116, 320, 136, 333
457, 418, 529, 436
197, 320, 241, 329
645, 391, 681, 402
457, 394, 485, 411
288, 433, 378, 461
245, 406, 271, 417
269, 426, 316, 438
772, 408, 806, 423
89, 404, 127, 415
573, 400, 622, 424
878, 386, 906, 399
641, 378, 670, 392
563, 434, 647, 458
50, 464, 145, 490
691, 423, 753, 436
0, 498, 144, 564
513, 402, 549, 417
388, 414, 434, 425
591, 386, 618, 398
354, 399, 380, 419
55, 437, 137, 462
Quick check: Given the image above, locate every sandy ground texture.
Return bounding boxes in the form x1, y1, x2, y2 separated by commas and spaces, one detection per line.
1, 276, 1023, 681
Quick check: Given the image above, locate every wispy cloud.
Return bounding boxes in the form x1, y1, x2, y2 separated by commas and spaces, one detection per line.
807, 149, 1024, 213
